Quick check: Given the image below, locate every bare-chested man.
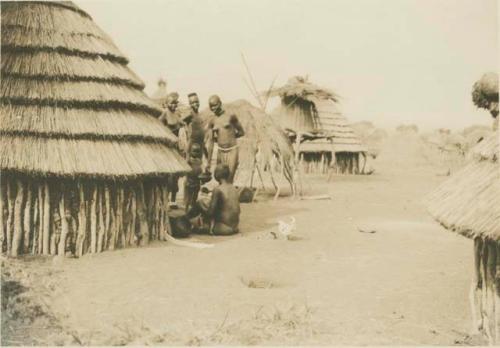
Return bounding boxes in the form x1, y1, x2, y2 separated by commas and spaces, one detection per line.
183, 92, 207, 159
186, 164, 240, 235
206, 95, 245, 183
158, 92, 182, 207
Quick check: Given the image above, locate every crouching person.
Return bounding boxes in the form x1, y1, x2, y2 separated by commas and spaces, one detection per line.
186, 164, 240, 235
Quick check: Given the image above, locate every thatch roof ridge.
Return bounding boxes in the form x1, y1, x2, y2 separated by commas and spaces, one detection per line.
427, 132, 500, 240
1, 1, 189, 178
268, 76, 340, 103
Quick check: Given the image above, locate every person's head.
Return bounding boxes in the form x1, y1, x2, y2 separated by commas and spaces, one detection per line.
166, 92, 179, 112
214, 164, 230, 183
190, 143, 202, 158
188, 93, 200, 112
208, 95, 223, 116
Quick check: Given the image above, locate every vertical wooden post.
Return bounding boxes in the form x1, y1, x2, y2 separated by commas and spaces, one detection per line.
104, 185, 111, 250
58, 190, 69, 256
294, 132, 303, 198
90, 184, 97, 253
23, 184, 32, 254
42, 182, 50, 255
76, 183, 87, 257
97, 186, 105, 253
32, 192, 39, 254
485, 240, 497, 343
6, 180, 14, 253
136, 183, 149, 246
38, 185, 44, 254
0, 180, 4, 253
11, 180, 25, 257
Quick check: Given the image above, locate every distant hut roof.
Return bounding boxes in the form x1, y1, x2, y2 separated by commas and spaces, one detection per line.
150, 78, 168, 106
269, 76, 365, 153
427, 132, 499, 240
268, 76, 339, 103
0, 1, 189, 179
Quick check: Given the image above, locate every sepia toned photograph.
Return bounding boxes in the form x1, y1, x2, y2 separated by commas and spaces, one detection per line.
0, 0, 498, 346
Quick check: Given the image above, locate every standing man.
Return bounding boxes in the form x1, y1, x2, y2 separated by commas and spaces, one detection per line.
206, 95, 245, 183
159, 92, 182, 207
183, 92, 207, 160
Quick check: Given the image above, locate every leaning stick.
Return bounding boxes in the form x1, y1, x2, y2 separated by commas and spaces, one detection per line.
104, 185, 111, 250
76, 184, 87, 257
32, 193, 39, 254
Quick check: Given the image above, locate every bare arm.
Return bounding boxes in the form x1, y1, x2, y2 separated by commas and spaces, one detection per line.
231, 114, 245, 138
205, 120, 215, 169
207, 188, 221, 217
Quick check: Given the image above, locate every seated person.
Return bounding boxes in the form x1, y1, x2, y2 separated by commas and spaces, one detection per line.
186, 164, 240, 235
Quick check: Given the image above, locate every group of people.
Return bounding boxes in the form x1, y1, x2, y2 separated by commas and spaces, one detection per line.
158, 92, 245, 235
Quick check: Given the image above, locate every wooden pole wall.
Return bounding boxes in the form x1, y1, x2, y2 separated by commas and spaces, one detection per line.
1, 177, 172, 257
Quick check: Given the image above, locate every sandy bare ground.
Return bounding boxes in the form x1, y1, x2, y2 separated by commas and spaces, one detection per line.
1, 134, 483, 345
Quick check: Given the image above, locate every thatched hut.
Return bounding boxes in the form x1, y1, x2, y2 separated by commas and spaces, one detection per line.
150, 78, 168, 106
0, 1, 190, 257
427, 73, 499, 344
201, 99, 296, 196
269, 76, 366, 175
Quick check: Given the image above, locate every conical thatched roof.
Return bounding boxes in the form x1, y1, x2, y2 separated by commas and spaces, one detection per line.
427, 132, 499, 240
1, 1, 190, 179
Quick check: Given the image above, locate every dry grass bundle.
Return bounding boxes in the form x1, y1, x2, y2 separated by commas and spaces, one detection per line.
2, 51, 143, 88
427, 132, 499, 240
268, 76, 339, 103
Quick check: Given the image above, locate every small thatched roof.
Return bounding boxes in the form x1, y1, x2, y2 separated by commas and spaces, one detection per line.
1, 1, 189, 179
150, 78, 168, 106
268, 76, 339, 103
427, 132, 499, 240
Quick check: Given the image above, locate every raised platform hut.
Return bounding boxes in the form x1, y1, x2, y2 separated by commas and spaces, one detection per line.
0, 1, 190, 257
269, 76, 366, 175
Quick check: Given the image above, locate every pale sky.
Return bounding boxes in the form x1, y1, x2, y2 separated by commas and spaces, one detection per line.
76, 0, 498, 130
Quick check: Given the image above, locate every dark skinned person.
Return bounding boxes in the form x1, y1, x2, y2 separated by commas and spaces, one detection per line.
205, 95, 245, 183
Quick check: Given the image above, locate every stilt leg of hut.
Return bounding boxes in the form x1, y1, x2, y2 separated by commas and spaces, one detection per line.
23, 184, 32, 254
294, 133, 303, 198
486, 240, 497, 344
495, 243, 500, 343
11, 180, 25, 257
58, 190, 69, 256
471, 238, 485, 334
42, 183, 51, 255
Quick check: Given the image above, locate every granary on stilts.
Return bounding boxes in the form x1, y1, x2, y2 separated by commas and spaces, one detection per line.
427, 72, 499, 344
0, 1, 190, 257
269, 76, 366, 175
150, 78, 168, 106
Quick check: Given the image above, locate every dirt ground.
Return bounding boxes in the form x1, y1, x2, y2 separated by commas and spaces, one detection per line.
1, 133, 484, 345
